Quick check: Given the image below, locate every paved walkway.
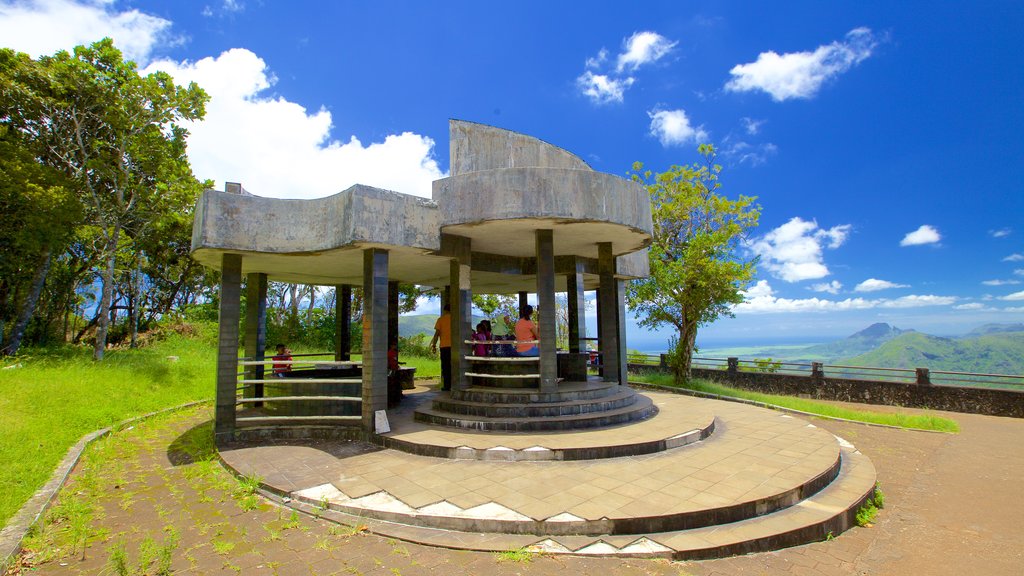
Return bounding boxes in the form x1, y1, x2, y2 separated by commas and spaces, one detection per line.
13, 388, 1024, 575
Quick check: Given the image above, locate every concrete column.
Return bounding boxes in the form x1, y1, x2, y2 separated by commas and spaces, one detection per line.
243, 273, 267, 401
447, 236, 472, 392
362, 249, 389, 430
594, 288, 603, 377
334, 285, 351, 361
598, 243, 623, 384
537, 229, 557, 392
728, 357, 739, 375
388, 281, 400, 349
215, 254, 242, 441
916, 367, 932, 386
614, 279, 628, 385
519, 291, 529, 316
566, 258, 585, 354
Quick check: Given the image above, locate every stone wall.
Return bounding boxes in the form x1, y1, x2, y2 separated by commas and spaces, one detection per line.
627, 361, 1024, 418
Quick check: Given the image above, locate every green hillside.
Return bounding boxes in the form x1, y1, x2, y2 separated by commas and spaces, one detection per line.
399, 313, 493, 338
839, 331, 1024, 376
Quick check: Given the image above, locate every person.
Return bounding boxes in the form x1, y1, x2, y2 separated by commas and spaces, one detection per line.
271, 343, 292, 377
472, 321, 490, 357
429, 304, 452, 391
511, 305, 539, 357
387, 339, 400, 372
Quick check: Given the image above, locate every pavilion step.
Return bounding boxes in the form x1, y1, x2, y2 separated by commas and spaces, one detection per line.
413, 395, 657, 431
449, 381, 620, 404
431, 388, 639, 418
281, 445, 875, 559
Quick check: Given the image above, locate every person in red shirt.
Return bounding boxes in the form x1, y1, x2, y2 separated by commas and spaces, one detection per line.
271, 343, 292, 377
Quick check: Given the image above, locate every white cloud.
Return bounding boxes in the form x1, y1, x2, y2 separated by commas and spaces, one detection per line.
1016, 269, 1024, 276
954, 303, 988, 311
855, 278, 909, 292
725, 28, 877, 101
809, 280, 842, 294
1002, 290, 1024, 301
749, 217, 852, 282
585, 48, 608, 70
146, 50, 444, 198
721, 140, 778, 167
735, 280, 954, 314
1004, 253, 1024, 262
982, 279, 1021, 286
900, 225, 941, 247
617, 31, 677, 72
648, 108, 708, 147
576, 71, 635, 105
740, 117, 764, 135
990, 228, 1011, 238
1005, 306, 1024, 313
0, 0, 178, 64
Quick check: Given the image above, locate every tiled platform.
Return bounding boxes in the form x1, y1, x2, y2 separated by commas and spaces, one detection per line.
218, 387, 876, 559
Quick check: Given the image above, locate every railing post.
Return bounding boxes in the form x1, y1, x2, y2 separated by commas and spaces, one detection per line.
916, 367, 931, 386
811, 362, 824, 384
727, 357, 739, 375
660, 354, 669, 369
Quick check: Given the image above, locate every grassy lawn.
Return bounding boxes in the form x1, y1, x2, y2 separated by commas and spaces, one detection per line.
632, 373, 961, 433
0, 330, 218, 528
0, 329, 442, 529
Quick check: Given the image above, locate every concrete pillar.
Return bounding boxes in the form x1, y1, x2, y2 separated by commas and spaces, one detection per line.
614, 279, 628, 385
447, 236, 472, 392
215, 254, 242, 441
335, 285, 351, 361
728, 357, 739, 375
518, 291, 529, 316
916, 367, 931, 386
536, 230, 557, 392
243, 273, 267, 401
811, 362, 824, 384
566, 258, 586, 354
594, 288, 603, 377
598, 243, 623, 384
362, 248, 389, 430
388, 281, 400, 349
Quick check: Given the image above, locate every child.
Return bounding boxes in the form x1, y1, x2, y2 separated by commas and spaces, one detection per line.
271, 343, 292, 377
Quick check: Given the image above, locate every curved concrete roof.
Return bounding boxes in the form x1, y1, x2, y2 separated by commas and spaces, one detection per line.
190, 120, 652, 291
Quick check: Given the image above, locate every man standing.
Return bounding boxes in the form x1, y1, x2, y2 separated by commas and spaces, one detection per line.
429, 304, 452, 391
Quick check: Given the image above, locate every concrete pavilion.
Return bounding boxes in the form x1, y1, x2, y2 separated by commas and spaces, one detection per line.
192, 120, 655, 440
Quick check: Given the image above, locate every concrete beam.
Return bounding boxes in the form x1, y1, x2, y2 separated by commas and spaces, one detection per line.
362, 249, 389, 430
215, 254, 242, 441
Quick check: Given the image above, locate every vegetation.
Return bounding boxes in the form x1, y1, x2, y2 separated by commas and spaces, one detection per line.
841, 330, 1024, 381
632, 373, 960, 433
856, 484, 886, 527
627, 145, 761, 382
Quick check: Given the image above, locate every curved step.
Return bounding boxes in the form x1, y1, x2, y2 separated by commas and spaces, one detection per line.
414, 394, 657, 431
450, 380, 620, 403
431, 388, 639, 418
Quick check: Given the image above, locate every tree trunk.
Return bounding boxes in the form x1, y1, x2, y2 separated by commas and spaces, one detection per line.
671, 317, 699, 383
129, 261, 141, 348
2, 248, 53, 356
93, 226, 120, 361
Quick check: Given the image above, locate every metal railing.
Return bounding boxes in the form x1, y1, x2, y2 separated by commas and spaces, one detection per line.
235, 357, 363, 427
625, 352, 1024, 390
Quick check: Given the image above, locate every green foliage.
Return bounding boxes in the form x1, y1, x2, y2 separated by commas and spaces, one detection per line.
495, 547, 536, 563
634, 374, 960, 432
627, 145, 761, 382
856, 484, 885, 527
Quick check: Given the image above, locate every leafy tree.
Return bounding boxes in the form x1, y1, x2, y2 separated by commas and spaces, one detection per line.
627, 145, 761, 381
0, 39, 208, 359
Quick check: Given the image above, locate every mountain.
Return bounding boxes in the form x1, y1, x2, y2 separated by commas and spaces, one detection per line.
794, 323, 912, 362
399, 313, 490, 339
838, 330, 1024, 376
965, 323, 1024, 337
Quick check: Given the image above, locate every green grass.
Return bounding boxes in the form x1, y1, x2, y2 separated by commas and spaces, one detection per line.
0, 328, 217, 527
633, 374, 960, 433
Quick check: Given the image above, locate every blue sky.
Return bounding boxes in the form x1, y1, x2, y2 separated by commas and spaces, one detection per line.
2, 0, 1022, 349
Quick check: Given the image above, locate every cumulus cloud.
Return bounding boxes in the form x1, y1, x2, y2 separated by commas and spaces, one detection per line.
735, 280, 955, 314
577, 71, 635, 105
616, 31, 677, 72
855, 278, 910, 292
648, 108, 708, 147
146, 50, 443, 198
809, 280, 842, 294
982, 279, 1021, 286
900, 225, 941, 247
749, 217, 852, 282
954, 303, 991, 311
0, 0, 178, 64
578, 30, 674, 104
721, 140, 778, 167
989, 228, 1011, 238
1002, 290, 1024, 301
1004, 253, 1024, 262
725, 28, 878, 101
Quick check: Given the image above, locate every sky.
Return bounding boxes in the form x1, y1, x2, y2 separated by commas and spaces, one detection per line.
2, 0, 1022, 349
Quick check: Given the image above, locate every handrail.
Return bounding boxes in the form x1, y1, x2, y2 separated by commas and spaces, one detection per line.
238, 360, 360, 367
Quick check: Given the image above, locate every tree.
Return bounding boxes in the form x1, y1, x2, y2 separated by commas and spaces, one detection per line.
1, 39, 208, 359
627, 145, 761, 381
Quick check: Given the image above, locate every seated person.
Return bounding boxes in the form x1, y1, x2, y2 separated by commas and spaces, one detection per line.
271, 343, 292, 377
508, 305, 539, 357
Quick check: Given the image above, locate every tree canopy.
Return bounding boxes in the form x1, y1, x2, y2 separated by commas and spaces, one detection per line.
627, 145, 761, 380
